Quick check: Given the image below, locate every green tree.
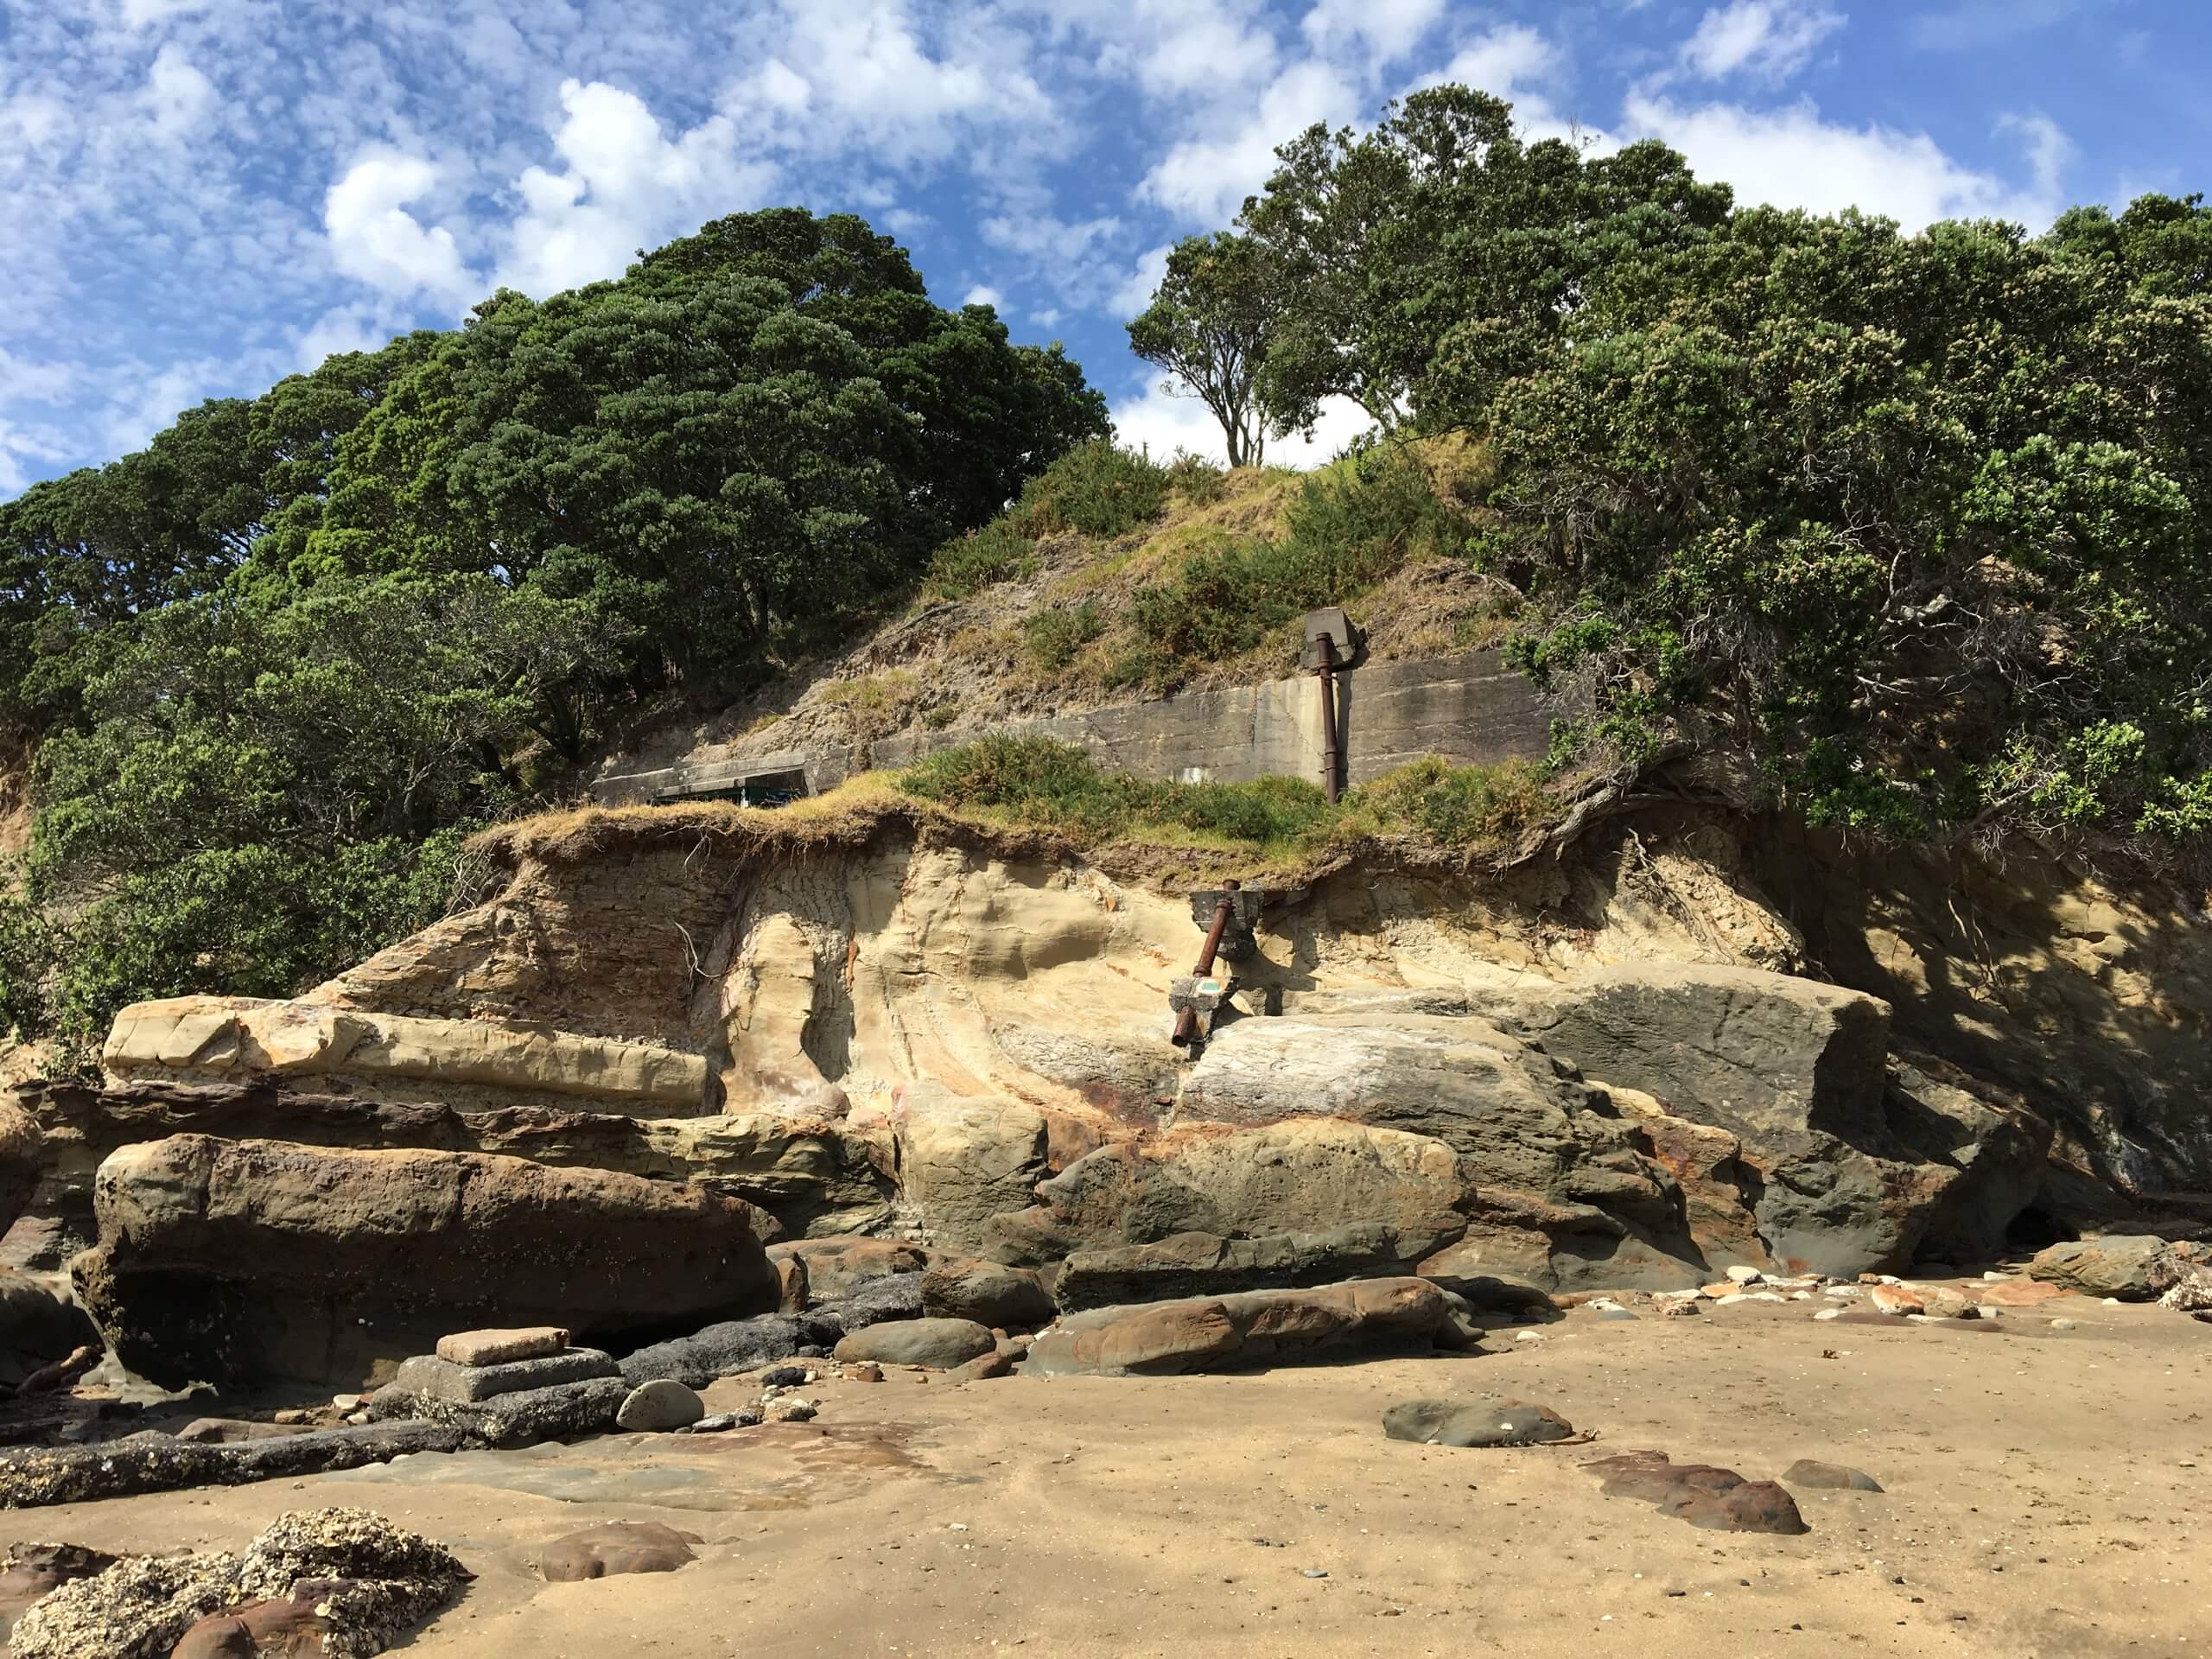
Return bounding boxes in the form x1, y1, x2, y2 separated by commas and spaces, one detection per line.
1127, 232, 1283, 467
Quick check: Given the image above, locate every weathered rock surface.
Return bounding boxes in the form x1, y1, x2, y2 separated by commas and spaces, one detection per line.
16, 1077, 893, 1242
538, 1521, 700, 1583
618, 1312, 846, 1389
0, 1101, 37, 1240
367, 1376, 627, 1448
105, 995, 709, 1114
0, 1423, 467, 1510
2028, 1235, 2202, 1300
10, 1507, 467, 1659
766, 1237, 925, 1300
920, 1256, 1054, 1326
389, 1347, 617, 1405
436, 1326, 567, 1366
893, 1090, 1049, 1251
72, 1135, 781, 1389
830, 1270, 925, 1328
0, 1543, 116, 1644
1583, 1449, 1810, 1535
832, 1318, 996, 1369
1052, 1224, 1453, 1311
1382, 1399, 1576, 1447
0, 1271, 98, 1390
1025, 1278, 1465, 1376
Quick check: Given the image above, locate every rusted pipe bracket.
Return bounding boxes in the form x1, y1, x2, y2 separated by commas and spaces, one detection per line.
1186, 887, 1266, 961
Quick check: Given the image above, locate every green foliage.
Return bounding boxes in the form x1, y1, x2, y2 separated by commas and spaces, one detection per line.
1022, 601, 1106, 669
1478, 195, 2212, 848
1166, 452, 1230, 503
1123, 445, 1480, 687
1127, 233, 1285, 466
899, 735, 1549, 859
922, 441, 1169, 598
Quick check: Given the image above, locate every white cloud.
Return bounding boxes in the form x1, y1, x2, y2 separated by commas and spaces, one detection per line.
962, 284, 1006, 309
1622, 92, 2069, 230
1141, 60, 1359, 223
296, 304, 402, 370
118, 0, 211, 28
1109, 373, 1373, 469
1680, 2, 1846, 83
0, 416, 75, 495
499, 78, 777, 296
1410, 24, 1594, 148
1302, 0, 1446, 66
1112, 243, 1173, 319
143, 43, 214, 139
323, 149, 474, 302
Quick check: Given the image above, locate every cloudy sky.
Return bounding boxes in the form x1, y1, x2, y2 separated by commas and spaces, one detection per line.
0, 0, 2203, 496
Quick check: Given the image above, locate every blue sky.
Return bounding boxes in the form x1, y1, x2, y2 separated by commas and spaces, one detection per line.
0, 0, 2205, 497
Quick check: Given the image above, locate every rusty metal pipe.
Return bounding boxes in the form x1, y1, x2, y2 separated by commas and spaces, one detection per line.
1316, 633, 1340, 804
1171, 880, 1240, 1046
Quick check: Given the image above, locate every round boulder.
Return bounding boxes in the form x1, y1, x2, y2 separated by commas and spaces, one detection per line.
615, 1380, 706, 1432
833, 1317, 996, 1369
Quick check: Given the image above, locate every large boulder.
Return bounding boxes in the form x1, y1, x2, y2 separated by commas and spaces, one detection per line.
892, 1090, 1049, 1251
2028, 1235, 2202, 1300
1025, 1277, 1469, 1376
0, 1270, 98, 1389
72, 1135, 782, 1389
832, 1317, 996, 1369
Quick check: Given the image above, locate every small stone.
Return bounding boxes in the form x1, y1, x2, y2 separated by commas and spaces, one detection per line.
2050, 1319, 2076, 1332
759, 1364, 809, 1389
1699, 1282, 1735, 1299
682, 1412, 747, 1433
844, 1363, 884, 1382
272, 1409, 310, 1426
1813, 1307, 1843, 1321
331, 1394, 364, 1410
344, 1410, 370, 1425
1301, 1568, 1328, 1579
1598, 1306, 1638, 1322
1783, 1459, 1884, 1492
615, 1379, 706, 1432
1515, 1330, 1547, 1344
1662, 1300, 1701, 1318
1726, 1266, 1764, 1285
769, 1398, 818, 1423
437, 1325, 569, 1366
1868, 1285, 1924, 1316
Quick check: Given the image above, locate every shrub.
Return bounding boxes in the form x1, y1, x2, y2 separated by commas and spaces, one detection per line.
925, 518, 1034, 599
1166, 450, 1229, 505
1348, 757, 1547, 853
1016, 441, 1171, 537
1021, 600, 1107, 670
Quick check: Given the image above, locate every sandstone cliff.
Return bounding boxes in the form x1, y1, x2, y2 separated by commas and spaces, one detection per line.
29, 797, 2207, 1311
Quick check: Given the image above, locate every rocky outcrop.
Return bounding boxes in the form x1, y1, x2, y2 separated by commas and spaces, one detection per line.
105, 995, 710, 1115
0, 1424, 468, 1510
16, 1077, 893, 1241
1024, 1277, 1473, 1376
2028, 1235, 2203, 1300
73, 1136, 781, 1388
0, 1102, 35, 1240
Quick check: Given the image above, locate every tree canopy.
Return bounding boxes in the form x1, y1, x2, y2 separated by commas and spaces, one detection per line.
0, 207, 1107, 1065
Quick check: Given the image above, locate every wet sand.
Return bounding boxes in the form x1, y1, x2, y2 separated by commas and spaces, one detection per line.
6, 1295, 2207, 1657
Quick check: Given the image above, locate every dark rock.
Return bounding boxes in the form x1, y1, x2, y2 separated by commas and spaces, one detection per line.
681, 1410, 753, 1433
766, 1237, 925, 1300
1051, 1226, 1443, 1311
388, 1346, 618, 1405
1382, 1399, 1575, 1447
922, 1256, 1054, 1326
832, 1271, 925, 1329
0, 1422, 467, 1510
173, 1419, 308, 1446
366, 1376, 626, 1449
538, 1521, 700, 1582
72, 1135, 781, 1389
1783, 1459, 1884, 1492
1582, 1450, 1809, 1535
833, 1318, 996, 1369
1026, 1277, 1461, 1377
614, 1380, 704, 1432
618, 1313, 844, 1389
0, 1272, 98, 1390
758, 1364, 809, 1388
170, 1587, 331, 1657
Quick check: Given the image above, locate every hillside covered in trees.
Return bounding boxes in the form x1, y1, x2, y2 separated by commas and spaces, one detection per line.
4, 84, 2212, 1070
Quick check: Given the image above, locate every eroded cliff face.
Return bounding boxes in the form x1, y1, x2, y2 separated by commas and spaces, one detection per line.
50, 804, 2212, 1299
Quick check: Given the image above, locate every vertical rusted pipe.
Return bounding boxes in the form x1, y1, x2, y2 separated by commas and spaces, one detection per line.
1172, 880, 1240, 1046
1317, 633, 1340, 804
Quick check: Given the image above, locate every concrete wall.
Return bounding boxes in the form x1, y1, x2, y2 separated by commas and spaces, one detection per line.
594, 648, 1561, 804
